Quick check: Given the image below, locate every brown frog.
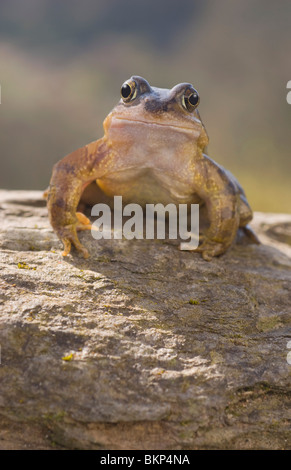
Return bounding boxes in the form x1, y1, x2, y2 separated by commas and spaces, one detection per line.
46, 76, 259, 261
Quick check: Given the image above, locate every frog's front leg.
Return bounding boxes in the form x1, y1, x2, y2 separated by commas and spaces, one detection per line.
47, 138, 109, 258
191, 155, 240, 261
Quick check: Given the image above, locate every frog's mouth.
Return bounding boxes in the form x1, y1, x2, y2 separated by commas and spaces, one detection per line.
114, 116, 200, 133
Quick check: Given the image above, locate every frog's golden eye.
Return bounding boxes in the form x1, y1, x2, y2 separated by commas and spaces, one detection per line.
188, 92, 199, 107
182, 90, 200, 111
121, 81, 137, 102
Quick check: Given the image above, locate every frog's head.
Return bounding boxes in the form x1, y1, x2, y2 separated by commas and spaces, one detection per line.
104, 76, 209, 152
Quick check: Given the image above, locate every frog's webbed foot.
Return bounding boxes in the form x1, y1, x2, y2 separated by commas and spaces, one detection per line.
60, 213, 101, 258
195, 225, 260, 261
58, 214, 90, 258
183, 232, 228, 261
62, 234, 89, 258
192, 238, 231, 261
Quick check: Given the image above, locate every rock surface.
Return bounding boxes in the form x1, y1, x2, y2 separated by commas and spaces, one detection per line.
0, 190, 290, 450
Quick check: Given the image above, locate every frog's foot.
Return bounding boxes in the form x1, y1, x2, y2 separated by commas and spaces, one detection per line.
60, 213, 94, 258
193, 238, 231, 261
62, 236, 89, 258
61, 229, 89, 259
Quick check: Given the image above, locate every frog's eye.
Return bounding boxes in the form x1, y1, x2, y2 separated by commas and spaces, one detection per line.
182, 90, 200, 111
121, 81, 137, 102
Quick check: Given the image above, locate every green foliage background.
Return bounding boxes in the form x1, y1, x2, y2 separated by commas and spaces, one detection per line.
0, 0, 290, 212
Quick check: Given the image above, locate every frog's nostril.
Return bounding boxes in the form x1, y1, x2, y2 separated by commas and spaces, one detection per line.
144, 97, 168, 114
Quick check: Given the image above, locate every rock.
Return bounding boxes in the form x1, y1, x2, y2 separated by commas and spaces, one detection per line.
0, 189, 290, 450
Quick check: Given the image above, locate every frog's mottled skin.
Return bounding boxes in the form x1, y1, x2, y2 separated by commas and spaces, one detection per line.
47, 76, 259, 261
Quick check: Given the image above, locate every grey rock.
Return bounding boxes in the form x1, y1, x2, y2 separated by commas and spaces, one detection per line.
0, 190, 290, 449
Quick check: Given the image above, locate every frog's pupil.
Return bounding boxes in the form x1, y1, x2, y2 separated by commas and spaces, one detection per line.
189, 93, 199, 106
121, 84, 131, 99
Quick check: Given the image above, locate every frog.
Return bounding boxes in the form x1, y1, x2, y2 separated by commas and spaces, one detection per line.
46, 75, 259, 261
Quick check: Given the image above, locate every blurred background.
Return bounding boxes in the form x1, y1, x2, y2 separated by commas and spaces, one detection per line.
0, 0, 290, 212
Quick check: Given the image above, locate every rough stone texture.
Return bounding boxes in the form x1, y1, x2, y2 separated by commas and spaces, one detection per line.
0, 189, 290, 450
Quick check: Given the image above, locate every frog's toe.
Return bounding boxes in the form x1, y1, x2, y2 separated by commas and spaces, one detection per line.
201, 249, 215, 262
194, 244, 216, 261
59, 223, 90, 258
76, 212, 100, 236
62, 238, 72, 257
193, 239, 230, 261
61, 236, 89, 258
76, 212, 92, 231
75, 243, 89, 259
62, 238, 89, 258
